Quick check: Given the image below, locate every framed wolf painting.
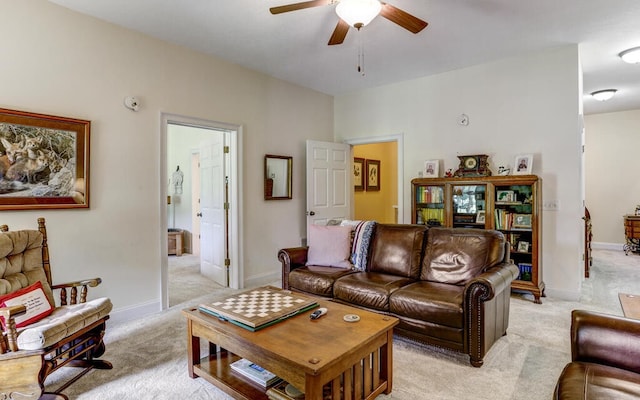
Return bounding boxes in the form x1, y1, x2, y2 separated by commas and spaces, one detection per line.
0, 108, 90, 210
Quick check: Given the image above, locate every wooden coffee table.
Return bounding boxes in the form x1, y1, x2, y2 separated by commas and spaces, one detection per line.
182, 299, 398, 400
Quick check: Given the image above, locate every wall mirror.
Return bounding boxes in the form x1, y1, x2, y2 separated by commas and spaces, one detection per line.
265, 154, 292, 200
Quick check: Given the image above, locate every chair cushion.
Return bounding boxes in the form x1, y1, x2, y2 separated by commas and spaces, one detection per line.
0, 230, 55, 306
555, 361, 640, 399
333, 272, 414, 311
289, 266, 356, 297
0, 281, 53, 328
16, 297, 112, 350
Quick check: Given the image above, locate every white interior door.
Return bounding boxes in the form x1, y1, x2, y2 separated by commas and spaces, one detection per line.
199, 135, 227, 286
306, 140, 352, 234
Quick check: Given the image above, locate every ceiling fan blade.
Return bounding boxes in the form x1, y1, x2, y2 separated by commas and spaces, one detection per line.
270, 0, 334, 14
380, 2, 428, 34
328, 19, 350, 45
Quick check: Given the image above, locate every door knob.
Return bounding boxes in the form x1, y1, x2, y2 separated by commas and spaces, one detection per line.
307, 211, 315, 216
196, 212, 202, 217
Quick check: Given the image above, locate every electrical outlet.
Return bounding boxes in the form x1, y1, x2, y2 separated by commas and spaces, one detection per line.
543, 200, 559, 211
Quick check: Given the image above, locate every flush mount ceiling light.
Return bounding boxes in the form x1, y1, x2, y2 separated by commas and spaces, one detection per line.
335, 0, 382, 29
591, 89, 617, 101
619, 47, 640, 64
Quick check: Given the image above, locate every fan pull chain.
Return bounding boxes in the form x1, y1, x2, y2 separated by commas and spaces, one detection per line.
357, 30, 365, 76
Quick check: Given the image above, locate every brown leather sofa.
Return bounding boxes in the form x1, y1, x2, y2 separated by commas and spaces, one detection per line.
278, 224, 519, 367
554, 309, 640, 399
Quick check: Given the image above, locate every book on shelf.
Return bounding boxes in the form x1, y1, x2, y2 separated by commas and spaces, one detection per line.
517, 263, 532, 281
230, 358, 282, 387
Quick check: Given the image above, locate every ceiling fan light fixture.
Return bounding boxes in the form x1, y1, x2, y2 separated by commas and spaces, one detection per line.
336, 0, 382, 29
619, 47, 640, 64
591, 89, 617, 101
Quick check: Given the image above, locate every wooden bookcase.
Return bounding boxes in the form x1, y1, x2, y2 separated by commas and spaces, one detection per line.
411, 175, 544, 303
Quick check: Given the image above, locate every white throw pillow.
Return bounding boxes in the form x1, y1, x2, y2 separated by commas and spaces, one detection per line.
306, 225, 353, 269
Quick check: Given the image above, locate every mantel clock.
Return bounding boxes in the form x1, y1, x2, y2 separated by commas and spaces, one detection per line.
454, 154, 492, 177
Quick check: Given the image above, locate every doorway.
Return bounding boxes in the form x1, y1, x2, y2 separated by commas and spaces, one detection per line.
160, 113, 243, 310
346, 134, 404, 224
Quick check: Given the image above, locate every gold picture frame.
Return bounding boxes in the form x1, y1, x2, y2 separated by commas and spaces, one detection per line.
365, 159, 380, 191
353, 157, 364, 191
0, 108, 90, 210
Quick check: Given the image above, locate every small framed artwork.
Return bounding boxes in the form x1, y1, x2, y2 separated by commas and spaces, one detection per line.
353, 157, 365, 191
423, 160, 439, 178
0, 108, 90, 210
513, 214, 533, 229
496, 190, 515, 203
365, 159, 380, 191
517, 241, 530, 253
476, 210, 486, 224
514, 154, 533, 175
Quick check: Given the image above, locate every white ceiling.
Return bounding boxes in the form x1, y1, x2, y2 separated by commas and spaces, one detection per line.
49, 0, 640, 115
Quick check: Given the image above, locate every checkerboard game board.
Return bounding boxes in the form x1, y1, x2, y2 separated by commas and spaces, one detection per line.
198, 286, 318, 331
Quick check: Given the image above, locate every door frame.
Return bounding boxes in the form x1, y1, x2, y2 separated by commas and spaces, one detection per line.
160, 113, 244, 310
345, 133, 405, 223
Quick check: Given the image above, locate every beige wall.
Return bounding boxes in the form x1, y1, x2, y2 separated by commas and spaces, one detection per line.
353, 142, 398, 223
335, 46, 584, 300
585, 109, 640, 246
1, 0, 333, 320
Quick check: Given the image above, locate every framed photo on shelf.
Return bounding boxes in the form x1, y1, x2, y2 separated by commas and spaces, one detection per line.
514, 154, 533, 175
513, 214, 532, 229
365, 159, 380, 191
0, 108, 90, 210
423, 160, 439, 178
496, 190, 515, 203
353, 157, 364, 191
476, 210, 486, 224
517, 241, 530, 253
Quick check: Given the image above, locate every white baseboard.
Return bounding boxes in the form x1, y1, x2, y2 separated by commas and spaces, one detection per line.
592, 242, 624, 251
109, 299, 161, 326
244, 271, 281, 289
544, 287, 580, 302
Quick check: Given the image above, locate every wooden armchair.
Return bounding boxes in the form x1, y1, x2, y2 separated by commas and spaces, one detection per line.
0, 218, 112, 399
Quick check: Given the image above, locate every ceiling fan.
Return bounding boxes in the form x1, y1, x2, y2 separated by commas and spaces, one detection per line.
270, 0, 428, 46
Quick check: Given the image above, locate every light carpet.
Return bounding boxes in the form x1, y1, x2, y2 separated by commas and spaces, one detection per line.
45, 249, 640, 399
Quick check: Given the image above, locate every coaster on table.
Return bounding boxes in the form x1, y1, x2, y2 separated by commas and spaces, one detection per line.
343, 314, 360, 322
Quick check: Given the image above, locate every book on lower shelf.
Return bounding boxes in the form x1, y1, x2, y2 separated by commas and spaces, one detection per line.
230, 358, 282, 387
517, 263, 532, 281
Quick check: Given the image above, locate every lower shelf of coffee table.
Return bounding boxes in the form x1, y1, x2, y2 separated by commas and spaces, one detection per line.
194, 350, 271, 400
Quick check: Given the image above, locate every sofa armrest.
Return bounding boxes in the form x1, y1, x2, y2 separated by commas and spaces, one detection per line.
278, 247, 309, 290
52, 277, 102, 305
464, 261, 519, 302
571, 309, 640, 373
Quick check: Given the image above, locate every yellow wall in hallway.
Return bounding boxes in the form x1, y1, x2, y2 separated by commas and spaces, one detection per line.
354, 142, 397, 223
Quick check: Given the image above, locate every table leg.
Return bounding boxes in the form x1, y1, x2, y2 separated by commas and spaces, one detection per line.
382, 329, 393, 394
305, 374, 324, 400
186, 319, 200, 378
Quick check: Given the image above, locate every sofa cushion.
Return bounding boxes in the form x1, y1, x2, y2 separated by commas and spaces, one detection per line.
421, 228, 505, 285
554, 361, 640, 399
306, 225, 353, 269
288, 266, 356, 297
0, 281, 53, 328
333, 272, 414, 311
389, 281, 464, 329
368, 224, 427, 279
16, 297, 113, 350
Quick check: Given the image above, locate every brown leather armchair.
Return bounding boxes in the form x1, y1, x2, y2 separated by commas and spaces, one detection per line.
554, 309, 640, 399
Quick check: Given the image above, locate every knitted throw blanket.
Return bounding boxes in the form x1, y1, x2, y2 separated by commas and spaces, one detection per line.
350, 221, 377, 271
